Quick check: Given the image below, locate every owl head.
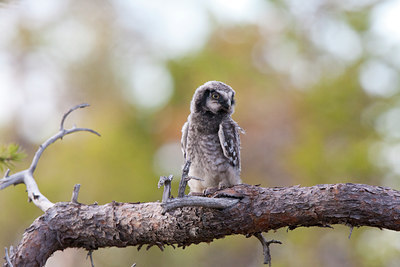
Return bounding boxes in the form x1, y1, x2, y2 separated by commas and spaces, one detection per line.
190, 81, 236, 115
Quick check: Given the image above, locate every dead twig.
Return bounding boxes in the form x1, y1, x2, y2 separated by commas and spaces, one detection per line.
178, 160, 191, 197
4, 247, 13, 267
86, 250, 95, 267
158, 175, 173, 202
254, 232, 282, 266
0, 103, 100, 212
71, 184, 81, 204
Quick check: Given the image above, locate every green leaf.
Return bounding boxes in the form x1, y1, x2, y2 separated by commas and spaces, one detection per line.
0, 143, 27, 171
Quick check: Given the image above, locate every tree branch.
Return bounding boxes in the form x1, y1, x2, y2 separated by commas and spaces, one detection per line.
178, 160, 191, 197
6, 183, 400, 266
0, 104, 100, 212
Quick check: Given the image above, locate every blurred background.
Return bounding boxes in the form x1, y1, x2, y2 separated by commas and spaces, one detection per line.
1, 0, 400, 266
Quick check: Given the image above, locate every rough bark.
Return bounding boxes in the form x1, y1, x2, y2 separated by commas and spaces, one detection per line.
7, 183, 400, 266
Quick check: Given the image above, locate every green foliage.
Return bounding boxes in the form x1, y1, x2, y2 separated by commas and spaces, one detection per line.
0, 144, 26, 171
288, 67, 381, 185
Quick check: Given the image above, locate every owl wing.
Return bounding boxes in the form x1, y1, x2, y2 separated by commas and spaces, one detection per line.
181, 120, 189, 160
218, 119, 242, 170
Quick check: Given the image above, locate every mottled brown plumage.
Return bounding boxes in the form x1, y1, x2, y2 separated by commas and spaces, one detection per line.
181, 81, 243, 193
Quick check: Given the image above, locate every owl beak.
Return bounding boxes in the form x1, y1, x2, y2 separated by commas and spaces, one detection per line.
221, 99, 231, 111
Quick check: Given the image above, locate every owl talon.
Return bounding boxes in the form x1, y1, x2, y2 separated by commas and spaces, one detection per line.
203, 187, 219, 196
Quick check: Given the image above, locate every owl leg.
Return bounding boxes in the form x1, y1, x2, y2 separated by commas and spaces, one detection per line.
187, 177, 206, 195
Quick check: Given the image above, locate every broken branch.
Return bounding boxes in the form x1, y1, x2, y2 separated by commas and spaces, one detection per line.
71, 184, 81, 204
178, 160, 191, 197
158, 175, 173, 202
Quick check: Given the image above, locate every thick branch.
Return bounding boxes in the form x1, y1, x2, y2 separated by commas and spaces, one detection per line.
7, 183, 400, 266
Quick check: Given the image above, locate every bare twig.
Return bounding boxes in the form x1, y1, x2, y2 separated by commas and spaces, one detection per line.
30, 108, 100, 174
60, 103, 89, 131
156, 242, 164, 251
158, 175, 173, 202
86, 250, 95, 267
9, 246, 13, 259
348, 225, 354, 239
71, 184, 81, 204
254, 233, 282, 266
162, 196, 239, 212
29, 127, 100, 174
0, 103, 100, 212
4, 247, 13, 267
178, 160, 191, 198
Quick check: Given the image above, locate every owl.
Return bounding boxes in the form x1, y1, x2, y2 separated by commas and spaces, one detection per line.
181, 81, 243, 194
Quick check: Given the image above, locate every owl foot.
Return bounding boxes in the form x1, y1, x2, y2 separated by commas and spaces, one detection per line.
202, 187, 216, 196
210, 185, 245, 199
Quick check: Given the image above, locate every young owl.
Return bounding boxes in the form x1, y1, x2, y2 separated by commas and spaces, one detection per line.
181, 81, 243, 194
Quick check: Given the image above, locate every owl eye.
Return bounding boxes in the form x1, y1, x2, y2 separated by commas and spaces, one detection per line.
211, 93, 220, 100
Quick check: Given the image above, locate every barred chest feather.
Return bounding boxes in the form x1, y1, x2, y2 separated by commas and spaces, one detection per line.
186, 127, 230, 175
